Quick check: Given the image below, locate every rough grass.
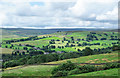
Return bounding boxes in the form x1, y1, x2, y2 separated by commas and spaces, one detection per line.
71, 68, 119, 76
1, 47, 28, 54
2, 65, 56, 76
1, 47, 14, 54
45, 52, 118, 64
12, 36, 62, 48
52, 47, 77, 52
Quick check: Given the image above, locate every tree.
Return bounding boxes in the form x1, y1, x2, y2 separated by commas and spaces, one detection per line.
63, 37, 67, 41
77, 49, 81, 52
78, 44, 81, 46
22, 52, 25, 55
83, 47, 93, 56
58, 46, 61, 48
5, 45, 8, 48
50, 45, 56, 49
70, 44, 75, 47
51, 61, 77, 75
101, 38, 107, 40
112, 45, 120, 51
23, 47, 28, 50
49, 41, 55, 44
71, 37, 74, 41
14, 52, 17, 55
56, 39, 60, 41
62, 46, 64, 48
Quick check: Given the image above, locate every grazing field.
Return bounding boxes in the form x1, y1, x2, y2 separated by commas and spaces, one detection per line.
72, 68, 119, 76
1, 28, 119, 77
45, 52, 118, 64
1, 48, 14, 54
2, 65, 56, 76
1, 47, 28, 54
2, 31, 118, 53
11, 36, 62, 48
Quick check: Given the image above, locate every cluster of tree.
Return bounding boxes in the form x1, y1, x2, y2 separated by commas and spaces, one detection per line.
4, 36, 51, 44
104, 33, 108, 36
58, 46, 64, 49
77, 38, 85, 41
12, 51, 26, 56
2, 46, 113, 68
49, 39, 55, 44
51, 61, 120, 77
100, 38, 107, 40
23, 44, 35, 47
90, 32, 96, 34
110, 35, 119, 40
86, 34, 98, 41
2, 44, 30, 51
11, 50, 45, 56
77, 42, 100, 47
112, 44, 120, 51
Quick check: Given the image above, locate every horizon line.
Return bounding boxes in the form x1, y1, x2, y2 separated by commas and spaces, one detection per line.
0, 27, 117, 30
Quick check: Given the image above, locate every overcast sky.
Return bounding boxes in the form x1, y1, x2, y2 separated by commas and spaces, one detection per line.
0, 0, 119, 29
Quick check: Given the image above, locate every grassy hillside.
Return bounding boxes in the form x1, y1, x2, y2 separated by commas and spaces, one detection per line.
44, 52, 118, 64
0, 47, 14, 54
2, 65, 55, 76
2, 65, 119, 76
3, 31, 117, 53
2, 28, 100, 39
12, 36, 62, 48
1, 47, 28, 54
1, 29, 119, 77
72, 68, 119, 76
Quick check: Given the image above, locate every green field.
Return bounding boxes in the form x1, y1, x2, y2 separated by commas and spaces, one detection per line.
1, 48, 14, 54
2, 31, 117, 53
1, 29, 119, 77
45, 52, 118, 64
2, 65, 56, 76
11, 36, 62, 48
72, 68, 119, 76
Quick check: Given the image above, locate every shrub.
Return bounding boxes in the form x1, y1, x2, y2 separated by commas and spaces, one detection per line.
53, 71, 68, 77
51, 61, 77, 75
68, 68, 82, 75
51, 67, 60, 75
3, 60, 21, 68
83, 47, 94, 56
103, 63, 120, 70
58, 61, 77, 71
79, 65, 96, 73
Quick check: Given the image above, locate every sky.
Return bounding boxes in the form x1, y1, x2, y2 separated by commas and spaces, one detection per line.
0, 0, 119, 29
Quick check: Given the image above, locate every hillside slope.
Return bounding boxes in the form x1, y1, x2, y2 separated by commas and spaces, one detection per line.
72, 68, 119, 76
44, 52, 118, 64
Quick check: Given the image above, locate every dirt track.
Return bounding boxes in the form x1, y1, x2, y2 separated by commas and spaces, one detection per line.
40, 61, 120, 65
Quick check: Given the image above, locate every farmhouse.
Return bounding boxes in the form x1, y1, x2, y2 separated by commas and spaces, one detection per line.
32, 47, 41, 50
44, 52, 49, 54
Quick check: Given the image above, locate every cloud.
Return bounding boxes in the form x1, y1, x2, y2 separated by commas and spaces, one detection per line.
96, 7, 118, 21
0, 0, 119, 29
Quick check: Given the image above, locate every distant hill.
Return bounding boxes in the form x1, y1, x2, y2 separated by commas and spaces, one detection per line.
1, 28, 108, 36
108, 29, 120, 32
1, 28, 114, 40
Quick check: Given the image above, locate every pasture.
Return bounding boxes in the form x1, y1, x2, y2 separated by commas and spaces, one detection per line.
72, 68, 119, 76
11, 36, 62, 48
44, 52, 118, 64
1, 48, 14, 54
1, 29, 119, 77
2, 65, 55, 76
2, 31, 118, 53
